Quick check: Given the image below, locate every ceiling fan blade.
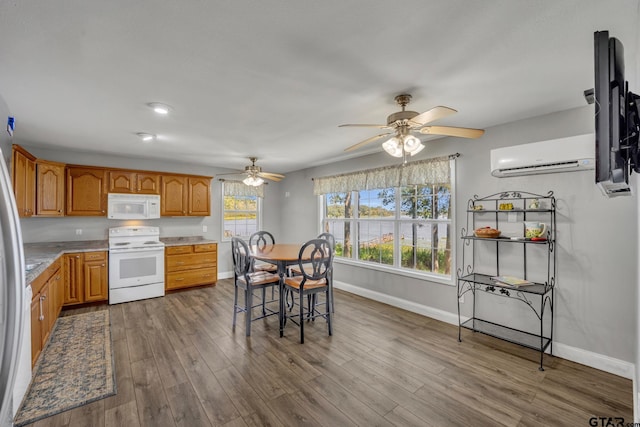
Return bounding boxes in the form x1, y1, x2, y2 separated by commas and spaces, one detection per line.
344, 132, 393, 152
215, 171, 244, 177
257, 172, 285, 181
409, 106, 458, 127
338, 124, 391, 129
420, 125, 485, 139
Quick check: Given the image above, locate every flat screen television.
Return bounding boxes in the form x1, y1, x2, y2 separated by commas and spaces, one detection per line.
593, 30, 640, 197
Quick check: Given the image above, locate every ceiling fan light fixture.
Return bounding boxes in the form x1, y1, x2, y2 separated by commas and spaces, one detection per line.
382, 137, 403, 157
403, 134, 422, 153
409, 143, 425, 156
243, 176, 264, 187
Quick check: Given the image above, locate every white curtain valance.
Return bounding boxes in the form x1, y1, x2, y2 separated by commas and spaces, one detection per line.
313, 155, 455, 195
223, 180, 264, 198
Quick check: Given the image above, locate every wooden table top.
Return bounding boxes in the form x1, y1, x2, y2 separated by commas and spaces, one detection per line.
249, 243, 310, 262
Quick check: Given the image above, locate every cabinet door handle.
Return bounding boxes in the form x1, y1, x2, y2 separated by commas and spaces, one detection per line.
175, 278, 184, 281
76, 255, 80, 259
39, 296, 44, 320
101, 264, 105, 267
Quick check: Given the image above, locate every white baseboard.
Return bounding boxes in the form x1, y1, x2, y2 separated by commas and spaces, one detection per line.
333, 280, 634, 380
218, 271, 233, 280
334, 280, 463, 326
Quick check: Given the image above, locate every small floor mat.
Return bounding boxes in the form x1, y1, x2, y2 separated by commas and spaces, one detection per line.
14, 310, 116, 426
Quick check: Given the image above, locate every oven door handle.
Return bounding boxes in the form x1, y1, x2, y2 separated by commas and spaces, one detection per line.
109, 247, 165, 254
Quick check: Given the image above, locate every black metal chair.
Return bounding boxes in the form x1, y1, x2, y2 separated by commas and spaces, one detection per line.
231, 237, 279, 336
248, 231, 278, 273
289, 232, 336, 313
283, 238, 333, 343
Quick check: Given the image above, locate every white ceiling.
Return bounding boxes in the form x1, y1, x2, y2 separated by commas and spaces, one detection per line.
0, 1, 638, 176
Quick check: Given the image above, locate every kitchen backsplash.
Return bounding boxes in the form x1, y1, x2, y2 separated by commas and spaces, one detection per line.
20, 216, 214, 243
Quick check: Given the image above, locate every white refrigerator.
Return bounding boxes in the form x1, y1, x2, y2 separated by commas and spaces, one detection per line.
0, 146, 26, 427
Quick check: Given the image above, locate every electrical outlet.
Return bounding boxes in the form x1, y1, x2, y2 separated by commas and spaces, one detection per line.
458, 295, 464, 304
75, 229, 82, 235
202, 225, 207, 233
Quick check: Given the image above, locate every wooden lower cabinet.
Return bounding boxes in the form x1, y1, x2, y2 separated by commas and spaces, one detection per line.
30, 258, 63, 366
165, 243, 217, 290
63, 251, 108, 305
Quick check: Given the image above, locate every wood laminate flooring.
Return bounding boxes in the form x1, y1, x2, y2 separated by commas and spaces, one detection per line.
25, 279, 632, 426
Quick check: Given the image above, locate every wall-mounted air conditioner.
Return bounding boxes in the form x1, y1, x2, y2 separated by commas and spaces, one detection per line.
490, 134, 595, 177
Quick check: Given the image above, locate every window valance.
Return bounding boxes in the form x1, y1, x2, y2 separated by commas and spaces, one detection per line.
312, 154, 457, 195
223, 180, 264, 198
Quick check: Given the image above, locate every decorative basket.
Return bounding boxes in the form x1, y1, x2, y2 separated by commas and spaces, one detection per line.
474, 228, 501, 238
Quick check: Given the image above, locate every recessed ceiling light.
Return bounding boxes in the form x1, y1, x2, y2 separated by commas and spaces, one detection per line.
147, 102, 171, 115
136, 132, 156, 142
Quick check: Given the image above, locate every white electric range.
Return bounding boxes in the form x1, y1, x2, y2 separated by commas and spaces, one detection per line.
108, 226, 165, 304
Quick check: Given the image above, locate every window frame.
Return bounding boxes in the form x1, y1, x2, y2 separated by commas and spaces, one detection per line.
319, 160, 456, 285
221, 187, 263, 242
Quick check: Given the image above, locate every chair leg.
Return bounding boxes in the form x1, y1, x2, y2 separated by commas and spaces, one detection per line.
329, 274, 335, 313
245, 288, 252, 337
299, 291, 305, 344
232, 283, 239, 328
261, 287, 267, 315
326, 287, 332, 336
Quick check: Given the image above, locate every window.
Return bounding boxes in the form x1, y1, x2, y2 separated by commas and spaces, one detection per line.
222, 182, 262, 240
317, 157, 454, 281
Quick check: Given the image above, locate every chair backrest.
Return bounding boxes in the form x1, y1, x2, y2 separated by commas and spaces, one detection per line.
317, 232, 335, 252
231, 237, 252, 277
248, 231, 275, 249
297, 238, 332, 282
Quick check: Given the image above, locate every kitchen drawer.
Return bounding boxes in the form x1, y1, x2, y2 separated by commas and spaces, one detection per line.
194, 243, 217, 253
84, 251, 107, 262
166, 267, 217, 290
166, 245, 193, 255
166, 252, 217, 271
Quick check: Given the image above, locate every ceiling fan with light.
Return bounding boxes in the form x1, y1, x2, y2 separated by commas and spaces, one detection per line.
218, 157, 285, 186
341, 94, 484, 162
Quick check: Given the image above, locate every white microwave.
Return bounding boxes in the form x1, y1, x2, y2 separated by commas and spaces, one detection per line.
107, 193, 161, 219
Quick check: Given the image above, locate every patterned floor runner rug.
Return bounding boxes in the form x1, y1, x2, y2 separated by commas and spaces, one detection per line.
14, 310, 116, 426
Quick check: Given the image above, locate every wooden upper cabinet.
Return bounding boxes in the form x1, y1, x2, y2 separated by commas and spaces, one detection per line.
66, 166, 107, 216
188, 177, 211, 216
36, 160, 65, 216
136, 172, 160, 194
161, 175, 188, 216
108, 170, 160, 194
108, 170, 136, 193
161, 175, 211, 216
11, 145, 36, 217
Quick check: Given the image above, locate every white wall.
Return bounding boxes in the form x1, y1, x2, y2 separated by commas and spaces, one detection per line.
277, 105, 638, 375
0, 95, 11, 166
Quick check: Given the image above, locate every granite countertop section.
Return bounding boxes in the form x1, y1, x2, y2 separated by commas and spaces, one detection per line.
23, 240, 109, 285
23, 237, 217, 286
160, 236, 218, 247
